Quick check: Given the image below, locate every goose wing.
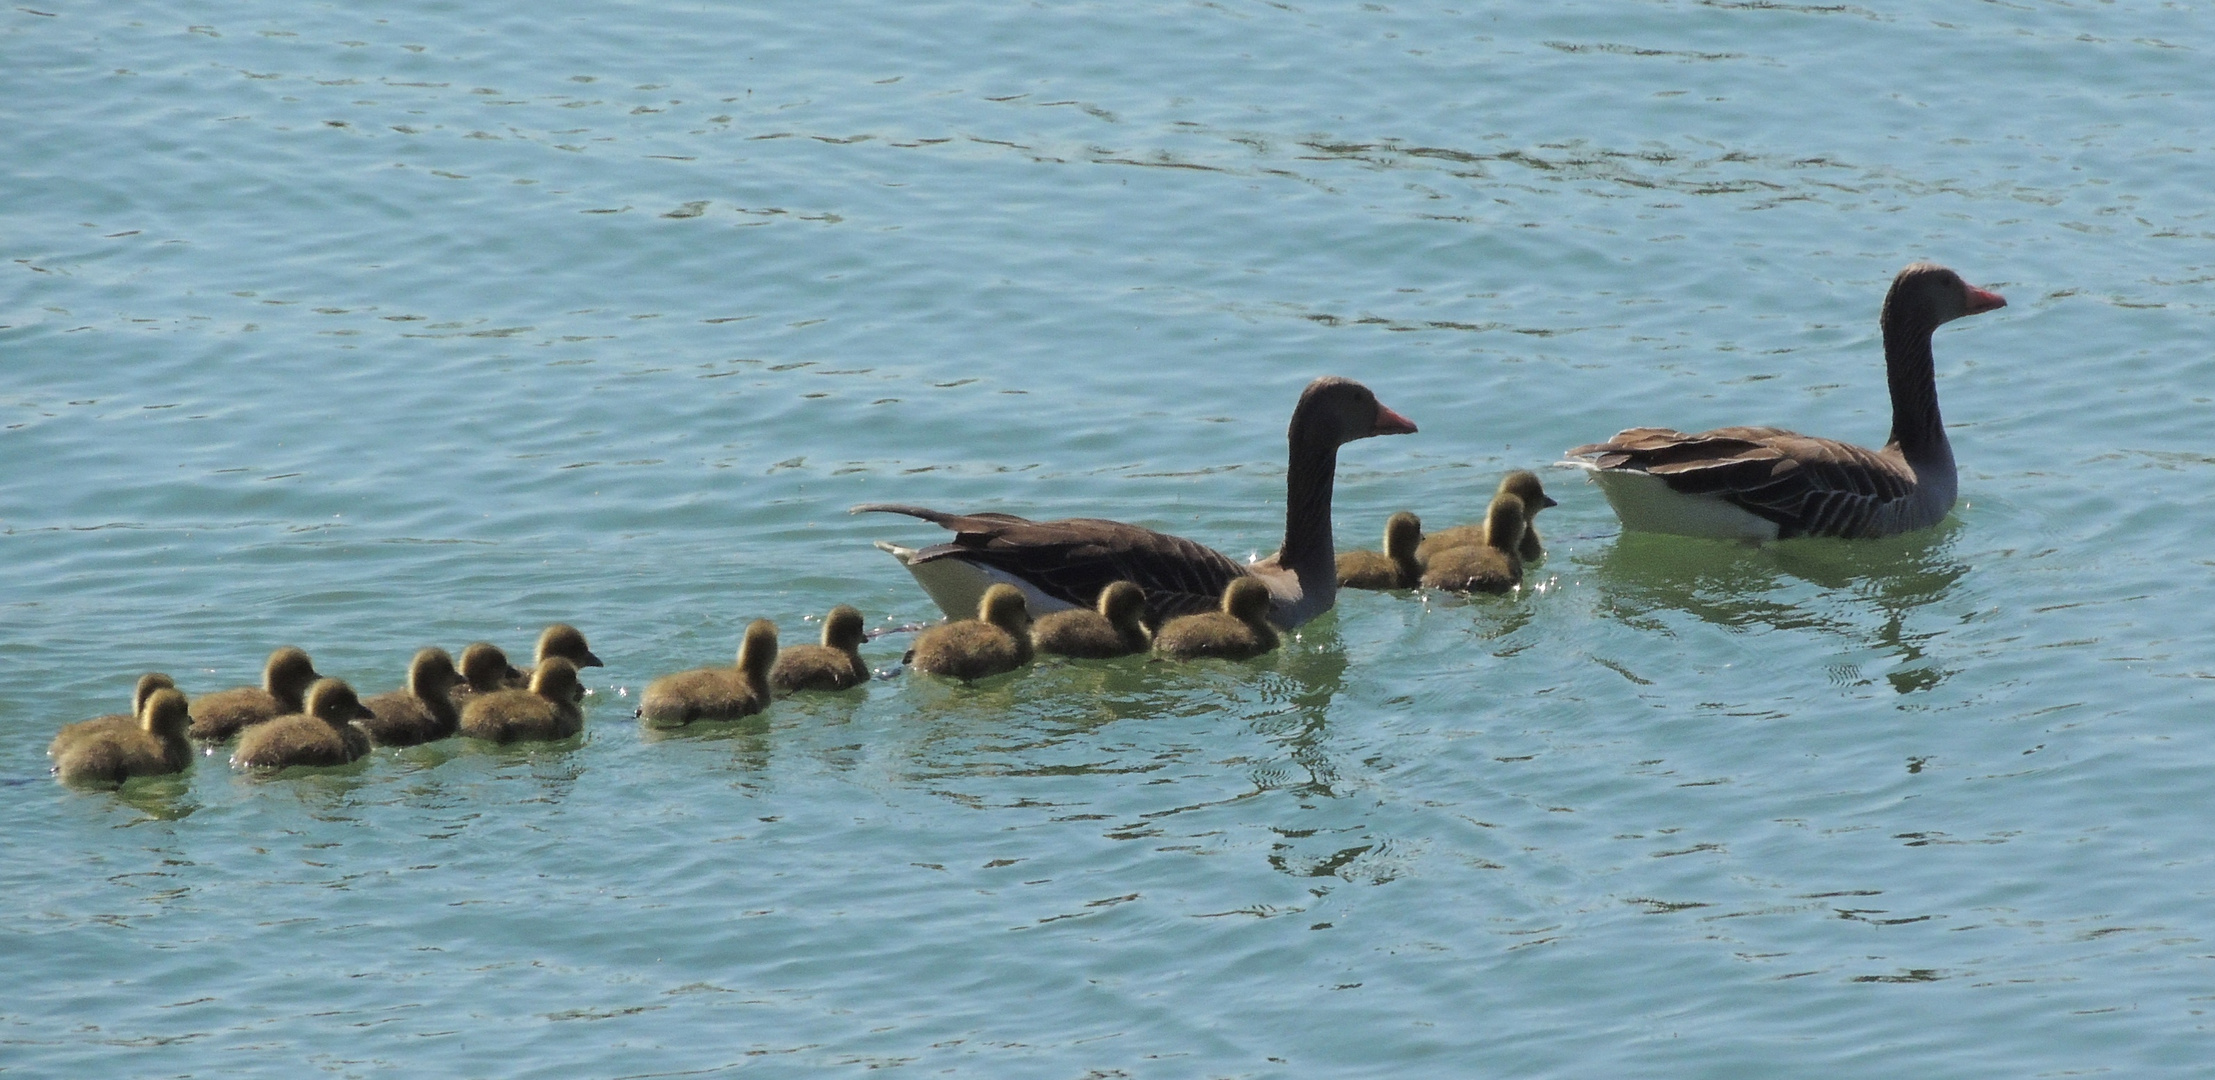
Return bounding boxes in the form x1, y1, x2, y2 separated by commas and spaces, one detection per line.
1566, 426, 1917, 539
853, 503, 1249, 622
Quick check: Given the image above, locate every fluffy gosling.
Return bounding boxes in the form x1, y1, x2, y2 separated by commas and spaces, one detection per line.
359, 648, 464, 747
769, 606, 869, 694
1032, 581, 1150, 659
911, 583, 1032, 680
1419, 492, 1527, 594
189, 647, 321, 743
638, 620, 779, 725
1153, 577, 1279, 661
54, 687, 193, 786
233, 678, 375, 770
1417, 470, 1556, 567
460, 657, 587, 743
1336, 511, 1424, 590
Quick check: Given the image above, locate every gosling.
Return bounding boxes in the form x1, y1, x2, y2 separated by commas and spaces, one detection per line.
638, 620, 779, 725
189, 646, 322, 742
768, 606, 869, 694
450, 641, 527, 701
1336, 511, 1424, 590
1417, 469, 1557, 566
233, 678, 375, 770
910, 583, 1032, 680
50, 672, 177, 761
532, 622, 605, 672
54, 687, 193, 786
359, 648, 464, 747
1419, 492, 1527, 594
1031, 581, 1149, 659
1153, 577, 1279, 661
460, 657, 587, 742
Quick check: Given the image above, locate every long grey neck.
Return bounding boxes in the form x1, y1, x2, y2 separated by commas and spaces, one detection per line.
1280, 436, 1339, 602
1882, 318, 1948, 465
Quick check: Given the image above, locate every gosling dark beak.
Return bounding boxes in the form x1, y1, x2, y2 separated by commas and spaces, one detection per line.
579, 650, 605, 668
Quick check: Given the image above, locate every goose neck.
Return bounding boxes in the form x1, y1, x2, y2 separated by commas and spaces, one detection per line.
1882, 318, 1947, 462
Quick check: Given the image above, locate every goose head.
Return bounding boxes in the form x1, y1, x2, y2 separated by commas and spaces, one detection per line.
821, 605, 867, 653
1292, 376, 1418, 449
264, 647, 322, 710
1485, 493, 1530, 555
535, 623, 604, 668
140, 687, 192, 739
304, 678, 374, 725
406, 647, 462, 699
1885, 263, 2006, 332
1496, 470, 1557, 513
736, 619, 780, 686
459, 642, 524, 690
529, 657, 583, 705
133, 672, 178, 714
979, 583, 1032, 638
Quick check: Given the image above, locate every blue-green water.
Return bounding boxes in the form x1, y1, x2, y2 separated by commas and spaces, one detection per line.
6, 1, 2213, 1075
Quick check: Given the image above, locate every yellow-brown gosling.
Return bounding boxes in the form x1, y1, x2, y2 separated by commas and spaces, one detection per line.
533, 622, 605, 672
1419, 492, 1527, 594
768, 606, 869, 694
1416, 470, 1558, 566
1031, 581, 1149, 659
461, 657, 587, 742
911, 583, 1032, 680
450, 641, 527, 701
54, 687, 193, 786
50, 672, 177, 761
638, 621, 779, 725
1152, 577, 1280, 662
189, 646, 321, 743
1336, 511, 1424, 590
359, 648, 464, 747
233, 678, 375, 770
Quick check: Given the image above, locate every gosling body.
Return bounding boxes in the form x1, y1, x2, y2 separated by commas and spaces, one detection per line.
54, 688, 193, 786
639, 621, 778, 724
1420, 493, 1527, 594
461, 658, 587, 742
1337, 512, 1424, 590
912, 583, 1033, 680
51, 672, 177, 761
189, 646, 321, 742
769, 606, 869, 694
1154, 578, 1280, 661
233, 678, 375, 770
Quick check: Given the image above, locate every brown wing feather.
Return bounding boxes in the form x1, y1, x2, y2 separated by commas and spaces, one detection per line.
1569, 426, 1917, 538
854, 504, 1250, 623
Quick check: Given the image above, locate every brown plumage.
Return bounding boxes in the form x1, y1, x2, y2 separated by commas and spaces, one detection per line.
1420, 493, 1526, 594
532, 623, 605, 671
768, 606, 869, 694
911, 584, 1033, 680
1565, 264, 2005, 540
450, 641, 528, 701
857, 376, 1419, 631
54, 687, 193, 786
1337, 511, 1424, 590
189, 646, 322, 742
461, 657, 587, 742
359, 648, 464, 747
1153, 577, 1280, 661
233, 678, 375, 769
50, 672, 177, 761
1032, 580, 1150, 659
638, 621, 778, 725
1416, 471, 1557, 566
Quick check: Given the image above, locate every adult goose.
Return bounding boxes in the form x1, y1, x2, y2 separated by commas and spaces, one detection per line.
1564, 263, 2004, 540
856, 377, 1417, 629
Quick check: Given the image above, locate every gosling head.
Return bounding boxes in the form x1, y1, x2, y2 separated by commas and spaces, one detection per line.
1485, 493, 1530, 554
736, 619, 780, 684
1496, 470, 1557, 513
139, 687, 192, 739
1098, 581, 1146, 630
979, 583, 1031, 637
406, 647, 462, 697
529, 657, 583, 704
1382, 511, 1424, 561
304, 678, 373, 725
264, 647, 322, 707
132, 672, 178, 713
1222, 577, 1273, 623
821, 606, 866, 652
536, 623, 604, 668
459, 642, 522, 689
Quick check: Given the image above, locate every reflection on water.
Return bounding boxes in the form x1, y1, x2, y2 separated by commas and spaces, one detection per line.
1585, 522, 1970, 693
